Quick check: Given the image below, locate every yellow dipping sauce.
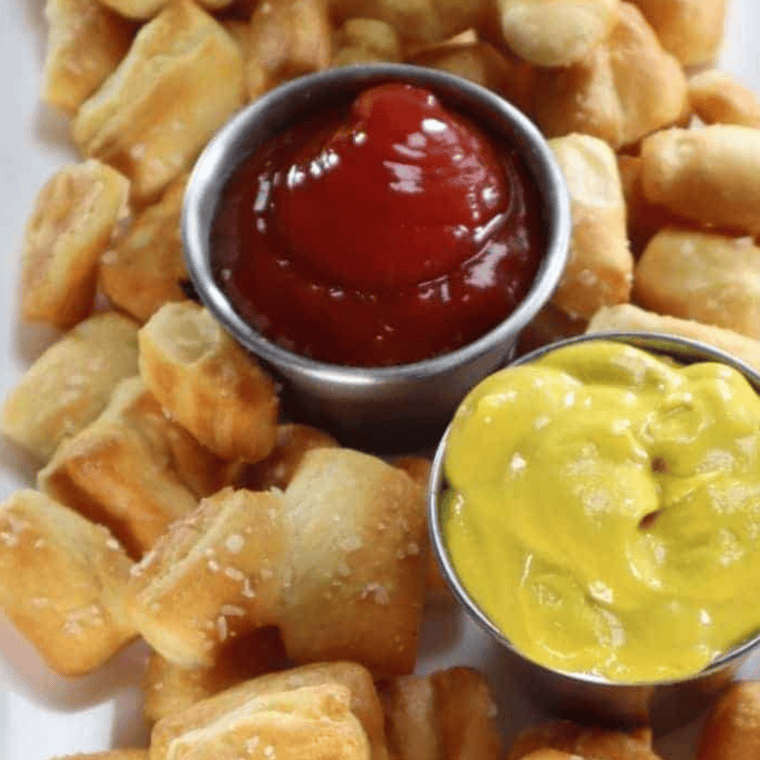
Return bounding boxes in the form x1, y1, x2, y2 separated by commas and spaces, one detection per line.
443, 340, 760, 682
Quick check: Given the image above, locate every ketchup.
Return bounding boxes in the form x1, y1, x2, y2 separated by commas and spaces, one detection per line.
213, 83, 545, 367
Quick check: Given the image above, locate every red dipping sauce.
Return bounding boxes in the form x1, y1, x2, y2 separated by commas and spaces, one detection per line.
212, 83, 545, 367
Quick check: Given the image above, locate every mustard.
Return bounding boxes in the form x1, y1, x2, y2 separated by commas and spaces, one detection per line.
443, 340, 760, 682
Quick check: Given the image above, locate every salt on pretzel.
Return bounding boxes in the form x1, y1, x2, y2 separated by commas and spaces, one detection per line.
0, 490, 136, 676
21, 159, 130, 328
1, 311, 139, 462
138, 301, 279, 463
38, 377, 233, 558
73, 0, 245, 204
149, 661, 388, 760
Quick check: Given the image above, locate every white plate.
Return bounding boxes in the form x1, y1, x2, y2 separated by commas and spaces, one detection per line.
2, 2, 760, 758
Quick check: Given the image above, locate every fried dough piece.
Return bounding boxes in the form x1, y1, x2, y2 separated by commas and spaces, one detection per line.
150, 661, 388, 760
517, 304, 588, 355
238, 423, 340, 492
548, 134, 632, 319
43, 0, 134, 114
628, 0, 728, 67
0, 490, 136, 676
331, 18, 402, 66
138, 302, 279, 463
587, 304, 760, 375
491, 0, 619, 67
688, 70, 760, 129
99, 175, 188, 323
1, 311, 139, 462
53, 753, 148, 760
73, 0, 245, 204
277, 449, 427, 676
507, 721, 659, 759
152, 683, 371, 760
697, 681, 760, 760
634, 228, 760, 340
532, 3, 688, 150
246, 0, 331, 102
21, 160, 130, 328
380, 667, 504, 760
640, 125, 760, 236
127, 487, 286, 667
37, 377, 232, 558
143, 627, 290, 724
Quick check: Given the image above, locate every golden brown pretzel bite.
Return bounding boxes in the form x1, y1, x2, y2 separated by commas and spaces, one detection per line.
0, 490, 136, 676
331, 18, 402, 66
697, 681, 760, 760
688, 70, 760, 129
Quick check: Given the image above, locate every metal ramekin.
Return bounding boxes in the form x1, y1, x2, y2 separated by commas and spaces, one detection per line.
429, 332, 760, 731
182, 63, 570, 449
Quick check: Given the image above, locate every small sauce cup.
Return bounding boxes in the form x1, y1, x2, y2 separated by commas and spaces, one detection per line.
429, 332, 760, 730
182, 63, 570, 450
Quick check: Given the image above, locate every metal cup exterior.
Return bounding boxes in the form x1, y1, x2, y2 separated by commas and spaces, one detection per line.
182, 63, 571, 449
428, 332, 760, 730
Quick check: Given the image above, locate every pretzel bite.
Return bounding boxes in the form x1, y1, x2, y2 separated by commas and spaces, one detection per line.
697, 681, 760, 760
21, 159, 130, 328
138, 302, 279, 463
488, 0, 619, 67
73, 0, 245, 204
640, 125, 760, 235
379, 667, 503, 760
688, 70, 760, 129
127, 487, 286, 667
634, 228, 760, 339
99, 174, 188, 323
331, 18, 401, 66
38, 377, 232, 558
1, 311, 139, 462
628, 0, 728, 67
150, 661, 388, 760
246, 0, 331, 102
151, 683, 371, 760
517, 304, 588, 355
548, 134, 632, 319
42, 0, 134, 114
143, 627, 290, 723
531, 3, 688, 150
277, 448, 427, 676
587, 304, 760, 375
0, 490, 136, 676
238, 423, 340, 492
507, 720, 659, 759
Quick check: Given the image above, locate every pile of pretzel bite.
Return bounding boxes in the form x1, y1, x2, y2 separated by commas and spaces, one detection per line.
5, 0, 760, 757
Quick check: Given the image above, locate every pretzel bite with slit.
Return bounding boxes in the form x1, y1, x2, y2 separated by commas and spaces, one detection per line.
697, 681, 760, 760
21, 160, 130, 328
127, 487, 286, 667
246, 0, 331, 102
688, 70, 760, 128
531, 3, 688, 150
379, 666, 503, 760
73, 0, 245, 204
587, 304, 760, 376
143, 627, 290, 724
634, 228, 760, 339
43, 0, 134, 114
38, 377, 234, 558
0, 490, 135, 676
99, 175, 189, 323
628, 0, 728, 67
149, 661, 388, 760
331, 18, 401, 66
548, 134, 632, 319
488, 0, 620, 67
138, 302, 279, 463
277, 448, 427, 676
640, 125, 760, 236
2, 311, 139, 462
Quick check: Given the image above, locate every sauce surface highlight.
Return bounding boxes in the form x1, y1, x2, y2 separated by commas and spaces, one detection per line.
443, 341, 760, 682
212, 83, 544, 367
